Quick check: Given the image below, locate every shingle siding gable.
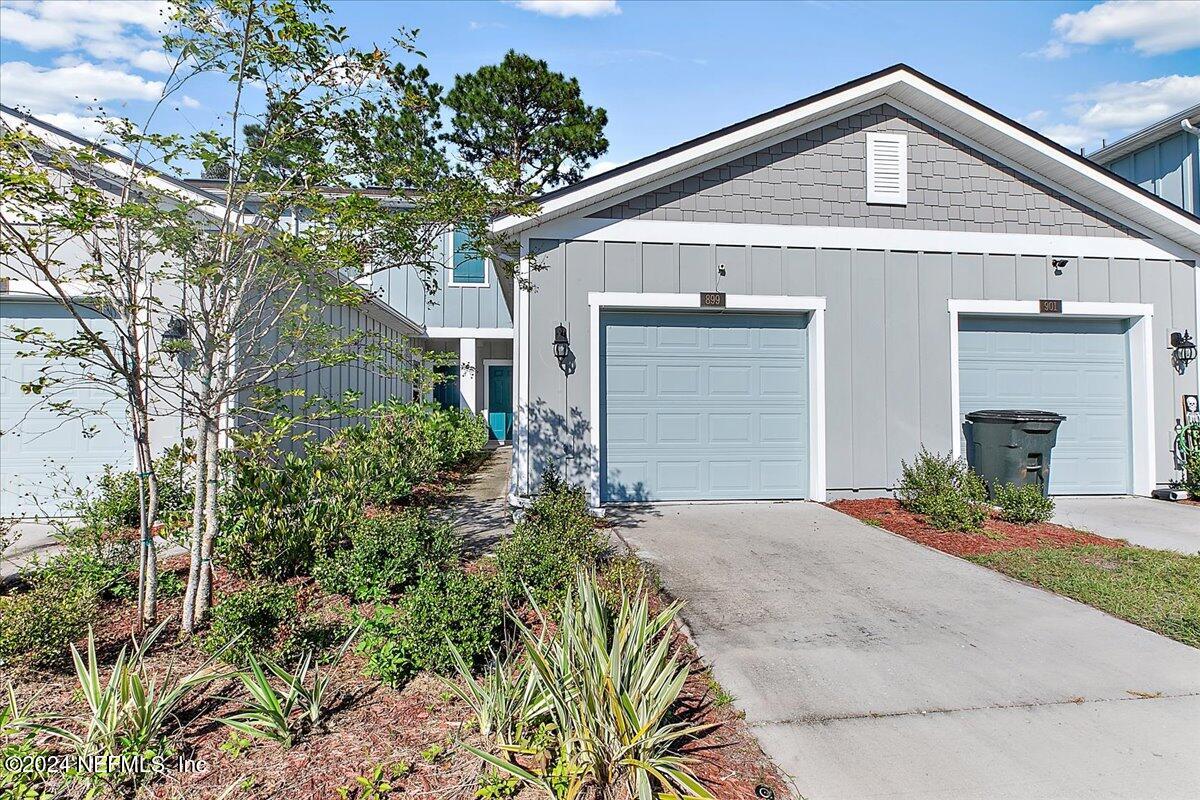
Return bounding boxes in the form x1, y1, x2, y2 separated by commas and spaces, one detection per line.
591, 104, 1139, 238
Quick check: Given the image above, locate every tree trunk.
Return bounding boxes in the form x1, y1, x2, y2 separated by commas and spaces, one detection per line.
142, 446, 160, 628
195, 415, 220, 625
181, 416, 209, 635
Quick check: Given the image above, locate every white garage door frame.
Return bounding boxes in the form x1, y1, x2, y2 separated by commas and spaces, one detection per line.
947, 299, 1155, 496
588, 292, 827, 508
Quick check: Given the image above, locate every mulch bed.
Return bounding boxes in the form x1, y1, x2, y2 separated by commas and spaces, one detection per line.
7, 561, 791, 800
828, 497, 1125, 556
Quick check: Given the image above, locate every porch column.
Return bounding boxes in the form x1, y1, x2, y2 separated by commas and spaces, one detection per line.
459, 337, 477, 412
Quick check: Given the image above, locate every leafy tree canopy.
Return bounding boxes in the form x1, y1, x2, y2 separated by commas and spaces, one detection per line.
444, 50, 608, 197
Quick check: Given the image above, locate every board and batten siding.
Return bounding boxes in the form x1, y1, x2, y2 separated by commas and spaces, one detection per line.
1101, 130, 1198, 216
242, 299, 416, 443
371, 238, 513, 330
522, 237, 1196, 495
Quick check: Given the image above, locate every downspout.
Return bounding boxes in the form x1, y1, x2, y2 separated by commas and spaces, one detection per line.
1185, 120, 1200, 402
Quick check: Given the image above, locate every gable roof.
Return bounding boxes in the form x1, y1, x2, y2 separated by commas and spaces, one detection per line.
1088, 103, 1200, 166
494, 64, 1200, 257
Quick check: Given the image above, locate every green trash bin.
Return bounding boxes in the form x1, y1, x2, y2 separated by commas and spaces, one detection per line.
964, 409, 1065, 498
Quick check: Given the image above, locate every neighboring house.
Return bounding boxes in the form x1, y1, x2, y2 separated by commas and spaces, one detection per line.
0, 107, 423, 518
496, 64, 1200, 508
1089, 104, 1200, 215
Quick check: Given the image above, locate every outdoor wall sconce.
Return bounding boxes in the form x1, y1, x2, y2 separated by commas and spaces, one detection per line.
552, 322, 575, 376
1171, 329, 1197, 374
553, 323, 570, 360
160, 316, 195, 369
1051, 258, 1069, 276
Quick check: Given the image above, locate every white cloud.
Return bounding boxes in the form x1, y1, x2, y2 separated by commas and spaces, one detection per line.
1034, 74, 1200, 152
1074, 74, 1200, 130
1020, 109, 1047, 125
0, 61, 165, 115
1035, 1, 1200, 59
130, 49, 177, 74
511, 1, 621, 19
36, 111, 115, 141
583, 159, 624, 177
0, 1, 173, 66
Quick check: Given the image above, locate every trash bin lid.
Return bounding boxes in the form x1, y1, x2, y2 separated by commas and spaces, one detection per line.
965, 409, 1065, 423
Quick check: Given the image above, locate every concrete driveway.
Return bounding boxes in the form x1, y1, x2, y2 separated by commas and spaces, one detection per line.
615, 502, 1200, 800
1052, 496, 1200, 554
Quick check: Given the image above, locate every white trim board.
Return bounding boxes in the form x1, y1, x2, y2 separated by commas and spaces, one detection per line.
483, 358, 514, 443
528, 217, 1196, 262
585, 292, 827, 508
946, 299, 1155, 496
423, 327, 514, 340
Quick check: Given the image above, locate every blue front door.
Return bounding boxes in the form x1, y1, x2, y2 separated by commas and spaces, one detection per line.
487, 364, 513, 441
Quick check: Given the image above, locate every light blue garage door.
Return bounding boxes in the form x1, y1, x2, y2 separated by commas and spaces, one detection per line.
1, 300, 132, 517
959, 316, 1133, 495
601, 311, 809, 502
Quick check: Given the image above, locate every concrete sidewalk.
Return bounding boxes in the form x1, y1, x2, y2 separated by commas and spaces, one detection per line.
1052, 496, 1200, 554
617, 502, 1200, 800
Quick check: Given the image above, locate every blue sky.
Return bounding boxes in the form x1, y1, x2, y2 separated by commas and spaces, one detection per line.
1, 0, 1197, 178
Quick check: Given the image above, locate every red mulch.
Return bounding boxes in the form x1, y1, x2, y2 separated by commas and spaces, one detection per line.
828, 498, 1126, 556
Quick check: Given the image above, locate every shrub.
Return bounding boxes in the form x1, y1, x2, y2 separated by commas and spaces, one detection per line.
35, 523, 140, 600
324, 402, 490, 506
0, 573, 99, 667
279, 615, 351, 665
496, 472, 608, 603
896, 448, 989, 531
357, 569, 502, 687
69, 443, 193, 536
220, 436, 365, 579
314, 510, 458, 602
205, 584, 297, 664
994, 482, 1056, 525
220, 402, 488, 579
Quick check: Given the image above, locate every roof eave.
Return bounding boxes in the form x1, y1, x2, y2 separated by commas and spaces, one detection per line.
495, 66, 1200, 259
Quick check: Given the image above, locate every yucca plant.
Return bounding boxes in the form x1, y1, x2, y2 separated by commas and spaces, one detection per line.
29, 623, 228, 793
443, 643, 550, 743
465, 572, 715, 800
218, 626, 357, 747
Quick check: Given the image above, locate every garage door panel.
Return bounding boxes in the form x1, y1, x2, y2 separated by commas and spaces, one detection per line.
602, 311, 809, 501
2, 300, 132, 517
709, 365, 752, 395
658, 413, 701, 444
959, 316, 1132, 495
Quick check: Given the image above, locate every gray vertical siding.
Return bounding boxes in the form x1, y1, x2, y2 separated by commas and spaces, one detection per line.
371, 236, 513, 330
244, 301, 416, 443
524, 238, 1196, 495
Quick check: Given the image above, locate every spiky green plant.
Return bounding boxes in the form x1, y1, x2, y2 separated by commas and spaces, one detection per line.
463, 572, 714, 800
29, 623, 228, 793
218, 626, 356, 746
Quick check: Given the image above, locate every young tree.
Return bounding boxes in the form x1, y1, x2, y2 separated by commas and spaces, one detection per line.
0, 100, 196, 628
444, 50, 609, 198
160, 0, 525, 631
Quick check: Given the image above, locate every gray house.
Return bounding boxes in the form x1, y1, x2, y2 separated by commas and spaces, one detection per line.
2, 105, 516, 519
496, 65, 1200, 508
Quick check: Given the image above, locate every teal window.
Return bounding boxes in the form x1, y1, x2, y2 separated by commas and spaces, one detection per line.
450, 229, 486, 285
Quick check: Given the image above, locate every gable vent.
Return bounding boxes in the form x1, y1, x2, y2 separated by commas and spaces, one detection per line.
866, 132, 908, 205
